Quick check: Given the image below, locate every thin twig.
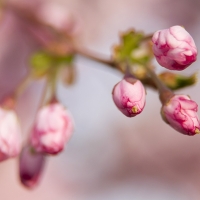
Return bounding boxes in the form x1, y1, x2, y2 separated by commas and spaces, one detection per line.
143, 34, 153, 41
74, 46, 116, 68
145, 64, 174, 104
13, 74, 32, 100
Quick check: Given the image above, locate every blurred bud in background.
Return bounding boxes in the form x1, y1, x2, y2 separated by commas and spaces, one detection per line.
19, 145, 45, 189
0, 106, 21, 162
37, 1, 81, 36
30, 103, 74, 155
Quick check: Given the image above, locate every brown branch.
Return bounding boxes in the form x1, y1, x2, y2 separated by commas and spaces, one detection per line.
74, 46, 116, 68
3, 2, 160, 92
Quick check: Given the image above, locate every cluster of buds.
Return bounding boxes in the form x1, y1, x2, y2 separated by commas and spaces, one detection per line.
0, 79, 74, 189
19, 101, 74, 188
0, 2, 78, 189
112, 25, 200, 136
0, 96, 74, 188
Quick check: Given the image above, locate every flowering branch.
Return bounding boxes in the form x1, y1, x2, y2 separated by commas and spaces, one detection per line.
0, 1, 199, 190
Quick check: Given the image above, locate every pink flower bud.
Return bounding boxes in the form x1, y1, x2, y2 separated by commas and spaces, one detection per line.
0, 108, 21, 161
19, 146, 45, 188
161, 95, 200, 135
112, 77, 146, 117
152, 25, 197, 70
30, 103, 74, 154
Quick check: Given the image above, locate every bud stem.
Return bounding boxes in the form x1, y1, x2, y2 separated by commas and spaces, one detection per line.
124, 62, 133, 77
13, 74, 32, 100
47, 66, 59, 103
143, 34, 153, 41
38, 78, 49, 108
145, 65, 174, 104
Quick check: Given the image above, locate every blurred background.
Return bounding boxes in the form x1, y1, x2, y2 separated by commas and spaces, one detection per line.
1, 0, 200, 199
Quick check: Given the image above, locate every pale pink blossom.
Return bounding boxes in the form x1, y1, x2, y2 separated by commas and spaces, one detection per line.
37, 2, 80, 35
152, 25, 197, 70
112, 77, 146, 117
0, 108, 21, 161
30, 103, 74, 154
161, 95, 200, 135
19, 146, 45, 188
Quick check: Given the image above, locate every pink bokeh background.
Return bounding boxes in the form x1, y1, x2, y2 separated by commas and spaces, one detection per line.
0, 0, 200, 199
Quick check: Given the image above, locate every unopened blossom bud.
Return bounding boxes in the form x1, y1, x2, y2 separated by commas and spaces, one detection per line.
30, 103, 74, 154
19, 146, 45, 188
0, 108, 21, 161
112, 77, 146, 117
152, 25, 197, 70
161, 95, 200, 135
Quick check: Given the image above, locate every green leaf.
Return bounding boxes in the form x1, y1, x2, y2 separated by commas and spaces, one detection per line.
30, 52, 53, 78
159, 72, 197, 90
30, 51, 74, 78
113, 30, 153, 65
54, 55, 74, 65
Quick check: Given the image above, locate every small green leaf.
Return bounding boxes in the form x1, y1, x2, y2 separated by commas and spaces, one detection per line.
30, 52, 53, 78
113, 30, 153, 65
55, 55, 74, 65
159, 72, 197, 90
30, 51, 74, 78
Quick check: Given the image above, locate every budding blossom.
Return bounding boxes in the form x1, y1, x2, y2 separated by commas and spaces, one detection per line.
19, 146, 45, 188
30, 103, 74, 154
152, 25, 197, 70
0, 108, 21, 161
112, 77, 146, 117
161, 95, 200, 135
